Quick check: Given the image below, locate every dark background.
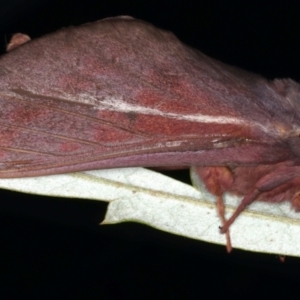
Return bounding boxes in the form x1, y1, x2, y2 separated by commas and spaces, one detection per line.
1, 0, 300, 299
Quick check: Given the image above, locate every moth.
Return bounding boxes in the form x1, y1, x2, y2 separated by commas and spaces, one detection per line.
1, 16, 300, 252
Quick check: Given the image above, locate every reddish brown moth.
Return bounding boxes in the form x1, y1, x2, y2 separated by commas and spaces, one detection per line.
1, 16, 300, 252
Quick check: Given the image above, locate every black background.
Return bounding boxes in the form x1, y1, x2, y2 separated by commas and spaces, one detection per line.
1, 0, 300, 299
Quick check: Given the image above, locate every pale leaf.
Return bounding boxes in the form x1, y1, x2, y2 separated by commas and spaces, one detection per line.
0, 167, 299, 256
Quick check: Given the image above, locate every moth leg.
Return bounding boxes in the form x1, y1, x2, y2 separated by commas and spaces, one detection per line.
291, 192, 300, 211
221, 164, 300, 233
6, 33, 31, 52
220, 188, 260, 234
191, 166, 234, 252
216, 193, 232, 253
